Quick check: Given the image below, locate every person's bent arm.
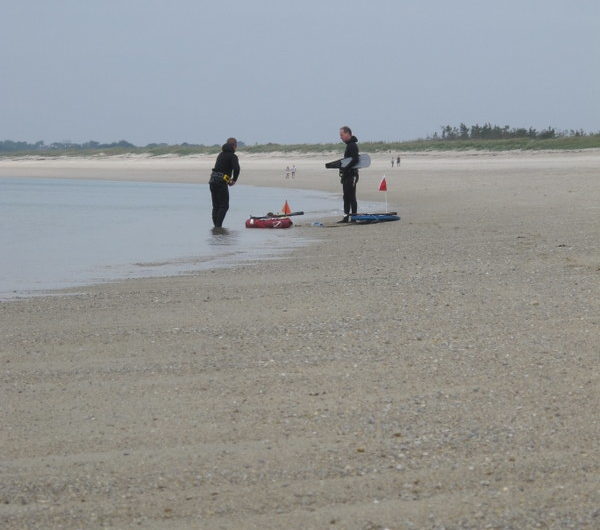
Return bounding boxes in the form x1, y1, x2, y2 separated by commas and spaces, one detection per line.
232, 154, 241, 181
347, 142, 359, 168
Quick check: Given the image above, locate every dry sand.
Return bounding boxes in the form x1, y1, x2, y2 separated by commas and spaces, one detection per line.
1, 150, 599, 529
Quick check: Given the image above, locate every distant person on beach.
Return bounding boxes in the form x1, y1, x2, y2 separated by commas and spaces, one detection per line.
209, 137, 240, 228
291, 164, 296, 178
391, 158, 394, 168
285, 165, 290, 179
338, 126, 360, 223
397, 156, 401, 166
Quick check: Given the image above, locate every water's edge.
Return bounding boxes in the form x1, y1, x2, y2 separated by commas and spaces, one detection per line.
1, 177, 382, 301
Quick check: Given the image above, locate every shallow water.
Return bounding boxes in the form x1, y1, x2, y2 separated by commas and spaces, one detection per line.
0, 177, 349, 299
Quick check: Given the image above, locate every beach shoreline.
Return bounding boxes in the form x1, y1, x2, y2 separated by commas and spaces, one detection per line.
1, 151, 599, 529
0, 178, 348, 301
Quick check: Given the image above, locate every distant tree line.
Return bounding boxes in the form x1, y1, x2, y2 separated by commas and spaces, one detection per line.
0, 139, 137, 152
0, 139, 246, 153
430, 123, 592, 141
2, 133, 598, 155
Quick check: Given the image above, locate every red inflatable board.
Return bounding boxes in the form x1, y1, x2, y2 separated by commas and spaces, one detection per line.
245, 217, 293, 229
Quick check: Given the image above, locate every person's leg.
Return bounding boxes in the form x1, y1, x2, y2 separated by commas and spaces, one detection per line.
214, 185, 229, 227
350, 179, 358, 215
342, 178, 353, 217
210, 183, 219, 226
210, 182, 229, 227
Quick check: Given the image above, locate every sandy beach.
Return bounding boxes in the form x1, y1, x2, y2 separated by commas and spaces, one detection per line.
1, 150, 599, 529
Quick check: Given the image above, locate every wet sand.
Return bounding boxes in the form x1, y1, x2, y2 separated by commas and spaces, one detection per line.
1, 150, 599, 529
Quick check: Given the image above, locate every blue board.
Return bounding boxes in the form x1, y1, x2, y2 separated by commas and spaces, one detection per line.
350, 213, 400, 224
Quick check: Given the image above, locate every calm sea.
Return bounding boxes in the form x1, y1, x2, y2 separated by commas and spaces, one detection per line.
0, 177, 347, 299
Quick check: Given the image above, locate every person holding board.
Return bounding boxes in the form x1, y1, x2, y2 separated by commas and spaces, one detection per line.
209, 137, 240, 228
338, 126, 359, 223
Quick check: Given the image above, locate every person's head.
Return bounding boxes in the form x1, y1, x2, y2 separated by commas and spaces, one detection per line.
226, 137, 238, 151
339, 126, 352, 142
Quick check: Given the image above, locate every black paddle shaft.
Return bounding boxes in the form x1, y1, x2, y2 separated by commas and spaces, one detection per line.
250, 211, 304, 220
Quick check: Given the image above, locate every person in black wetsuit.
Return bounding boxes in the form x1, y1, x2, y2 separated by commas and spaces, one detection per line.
338, 126, 359, 223
209, 138, 240, 228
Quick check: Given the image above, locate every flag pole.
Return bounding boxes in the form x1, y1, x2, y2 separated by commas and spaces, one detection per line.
384, 174, 388, 212
379, 175, 388, 212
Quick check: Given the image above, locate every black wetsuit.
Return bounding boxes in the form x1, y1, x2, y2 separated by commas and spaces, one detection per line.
340, 135, 359, 216
209, 143, 240, 227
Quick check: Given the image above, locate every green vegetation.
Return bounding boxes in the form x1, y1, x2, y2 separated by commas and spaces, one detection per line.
360, 134, 600, 153
1, 124, 599, 157
242, 135, 600, 154
0, 140, 224, 158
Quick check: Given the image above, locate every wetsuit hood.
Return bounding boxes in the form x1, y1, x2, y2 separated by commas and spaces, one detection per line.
344, 135, 358, 144
222, 142, 235, 152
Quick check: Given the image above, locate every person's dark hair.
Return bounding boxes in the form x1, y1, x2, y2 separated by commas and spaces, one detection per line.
340, 126, 352, 135
227, 137, 237, 146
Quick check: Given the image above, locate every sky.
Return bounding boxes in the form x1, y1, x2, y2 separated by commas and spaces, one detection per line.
1, 0, 599, 146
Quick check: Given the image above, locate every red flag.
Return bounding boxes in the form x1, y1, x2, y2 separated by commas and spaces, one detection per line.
282, 200, 292, 215
378, 177, 387, 191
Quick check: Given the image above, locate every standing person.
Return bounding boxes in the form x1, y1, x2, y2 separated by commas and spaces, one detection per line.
396, 155, 401, 166
338, 126, 359, 222
209, 137, 240, 228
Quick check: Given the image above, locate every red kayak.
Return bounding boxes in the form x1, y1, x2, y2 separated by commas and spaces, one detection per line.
246, 217, 293, 228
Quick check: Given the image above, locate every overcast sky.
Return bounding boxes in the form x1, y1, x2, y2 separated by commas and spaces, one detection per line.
1, 0, 598, 145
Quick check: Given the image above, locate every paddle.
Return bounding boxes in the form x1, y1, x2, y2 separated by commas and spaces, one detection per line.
250, 211, 304, 220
